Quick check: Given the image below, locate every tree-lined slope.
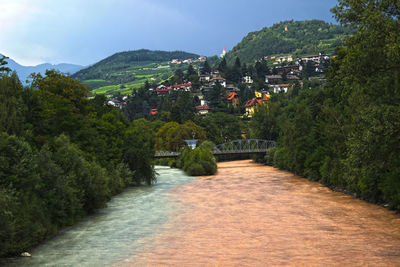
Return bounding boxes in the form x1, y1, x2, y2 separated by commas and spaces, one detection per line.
72, 49, 199, 94
225, 20, 353, 64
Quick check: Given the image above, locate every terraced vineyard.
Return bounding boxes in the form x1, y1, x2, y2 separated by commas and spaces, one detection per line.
73, 49, 200, 96
85, 61, 181, 95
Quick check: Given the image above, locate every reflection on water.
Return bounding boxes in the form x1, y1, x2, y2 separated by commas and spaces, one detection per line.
8, 161, 400, 266
7, 166, 194, 267
122, 160, 400, 266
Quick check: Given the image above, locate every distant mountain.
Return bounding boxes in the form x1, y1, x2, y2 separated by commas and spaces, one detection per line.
225, 20, 353, 64
72, 49, 199, 82
1, 55, 84, 84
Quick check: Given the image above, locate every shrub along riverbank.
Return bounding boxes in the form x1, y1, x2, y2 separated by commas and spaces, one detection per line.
155, 141, 217, 176
0, 70, 156, 258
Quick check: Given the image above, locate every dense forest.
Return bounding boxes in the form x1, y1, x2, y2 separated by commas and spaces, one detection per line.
251, 0, 400, 210
0, 68, 157, 257
225, 20, 353, 64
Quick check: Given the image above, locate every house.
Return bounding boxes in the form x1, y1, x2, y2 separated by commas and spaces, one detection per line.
156, 85, 172, 95
211, 69, 220, 77
275, 55, 293, 64
226, 91, 239, 108
199, 74, 211, 82
107, 99, 127, 109
209, 77, 226, 87
273, 65, 300, 75
243, 76, 253, 84
172, 83, 192, 91
244, 92, 271, 117
171, 59, 182, 64
287, 75, 300, 81
268, 84, 290, 93
298, 54, 330, 64
195, 105, 211, 116
265, 75, 282, 83
244, 99, 264, 117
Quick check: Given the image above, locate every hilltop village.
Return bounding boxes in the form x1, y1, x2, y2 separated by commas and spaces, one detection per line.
107, 51, 331, 120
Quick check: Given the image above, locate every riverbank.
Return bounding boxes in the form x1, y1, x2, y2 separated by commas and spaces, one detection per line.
121, 160, 400, 266
3, 167, 194, 267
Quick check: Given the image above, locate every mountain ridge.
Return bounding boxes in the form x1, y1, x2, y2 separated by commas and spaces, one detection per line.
1, 54, 84, 83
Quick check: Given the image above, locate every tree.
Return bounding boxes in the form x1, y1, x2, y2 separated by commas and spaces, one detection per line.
207, 82, 227, 112
155, 121, 206, 151
122, 119, 156, 185
0, 55, 11, 73
234, 57, 241, 69
173, 69, 184, 84
194, 112, 242, 144
330, 0, 400, 207
202, 59, 211, 74
186, 64, 196, 79
0, 72, 25, 135
218, 57, 227, 75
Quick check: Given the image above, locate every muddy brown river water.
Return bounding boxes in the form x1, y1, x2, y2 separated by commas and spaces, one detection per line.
120, 160, 400, 266
8, 160, 400, 266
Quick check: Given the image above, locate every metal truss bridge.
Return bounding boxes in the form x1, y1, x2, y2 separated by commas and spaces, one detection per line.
154, 139, 277, 158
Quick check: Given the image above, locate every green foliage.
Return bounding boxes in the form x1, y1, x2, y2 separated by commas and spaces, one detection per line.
193, 112, 242, 144
0, 72, 25, 135
225, 20, 353, 64
177, 141, 217, 176
0, 71, 155, 257
264, 146, 277, 166
155, 121, 206, 151
251, 2, 400, 210
123, 119, 156, 185
0, 55, 11, 73
206, 83, 227, 112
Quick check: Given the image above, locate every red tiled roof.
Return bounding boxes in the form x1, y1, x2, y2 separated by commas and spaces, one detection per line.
245, 97, 268, 107
172, 83, 192, 88
150, 109, 158, 115
156, 87, 172, 92
226, 92, 238, 100
268, 84, 290, 88
195, 105, 211, 110
210, 77, 226, 81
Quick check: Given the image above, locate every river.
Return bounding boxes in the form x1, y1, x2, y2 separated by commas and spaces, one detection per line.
7, 160, 400, 266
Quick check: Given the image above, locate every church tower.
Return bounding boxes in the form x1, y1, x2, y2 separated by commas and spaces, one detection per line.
220, 46, 226, 58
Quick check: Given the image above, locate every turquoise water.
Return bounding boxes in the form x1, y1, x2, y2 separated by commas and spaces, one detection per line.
7, 166, 194, 267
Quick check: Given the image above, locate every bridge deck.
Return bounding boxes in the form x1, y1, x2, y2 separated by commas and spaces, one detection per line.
154, 139, 276, 159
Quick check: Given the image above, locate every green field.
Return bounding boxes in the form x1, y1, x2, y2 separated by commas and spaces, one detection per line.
84, 61, 199, 96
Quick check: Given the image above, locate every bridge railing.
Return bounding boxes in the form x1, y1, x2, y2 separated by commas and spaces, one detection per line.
154, 139, 277, 158
212, 139, 277, 155
154, 151, 180, 158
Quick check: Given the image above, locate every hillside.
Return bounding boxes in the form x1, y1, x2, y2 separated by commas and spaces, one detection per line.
1, 55, 84, 84
72, 49, 200, 95
225, 20, 353, 64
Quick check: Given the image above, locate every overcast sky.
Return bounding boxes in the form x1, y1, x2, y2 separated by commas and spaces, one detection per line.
0, 0, 339, 66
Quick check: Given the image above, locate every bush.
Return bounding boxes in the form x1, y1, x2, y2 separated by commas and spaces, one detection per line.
177, 142, 217, 176
273, 147, 289, 170
264, 146, 277, 166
